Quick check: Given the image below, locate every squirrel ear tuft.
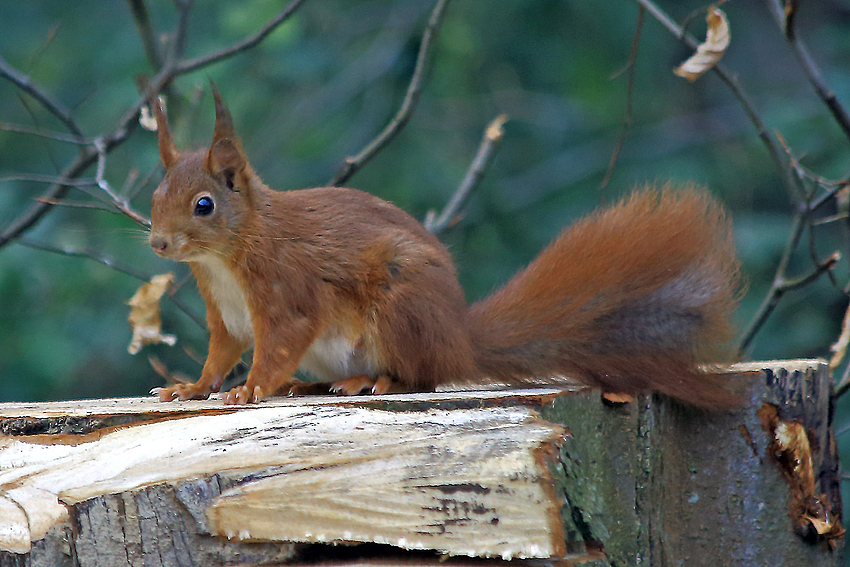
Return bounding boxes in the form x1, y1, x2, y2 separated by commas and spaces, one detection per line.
153, 96, 178, 170
210, 81, 237, 145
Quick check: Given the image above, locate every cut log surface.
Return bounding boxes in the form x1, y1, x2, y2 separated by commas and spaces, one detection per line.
0, 361, 844, 567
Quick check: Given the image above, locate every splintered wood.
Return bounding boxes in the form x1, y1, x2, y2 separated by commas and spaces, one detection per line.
0, 362, 843, 567
0, 393, 566, 560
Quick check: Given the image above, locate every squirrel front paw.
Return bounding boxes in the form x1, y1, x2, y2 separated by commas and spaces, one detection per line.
151, 383, 212, 402
222, 384, 265, 405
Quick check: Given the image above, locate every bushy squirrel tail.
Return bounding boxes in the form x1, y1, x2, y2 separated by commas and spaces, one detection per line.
465, 185, 742, 407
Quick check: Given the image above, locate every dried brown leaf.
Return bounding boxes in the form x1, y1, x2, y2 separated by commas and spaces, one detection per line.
674, 6, 730, 82
829, 301, 850, 371
485, 114, 508, 143
139, 96, 165, 132
805, 515, 834, 536
774, 420, 815, 495
602, 392, 634, 405
127, 273, 177, 354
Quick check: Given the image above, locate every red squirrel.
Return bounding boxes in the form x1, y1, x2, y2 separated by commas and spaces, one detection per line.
148, 86, 741, 407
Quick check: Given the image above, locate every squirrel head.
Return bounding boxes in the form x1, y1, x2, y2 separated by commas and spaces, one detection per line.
149, 83, 255, 263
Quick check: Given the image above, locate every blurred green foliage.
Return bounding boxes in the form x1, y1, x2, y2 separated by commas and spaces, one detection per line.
2, 0, 850, 542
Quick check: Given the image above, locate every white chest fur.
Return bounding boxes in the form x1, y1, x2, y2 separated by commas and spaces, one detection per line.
196, 255, 254, 344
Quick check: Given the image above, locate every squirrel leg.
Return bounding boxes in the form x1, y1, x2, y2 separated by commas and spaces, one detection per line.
222, 315, 316, 404
153, 324, 245, 402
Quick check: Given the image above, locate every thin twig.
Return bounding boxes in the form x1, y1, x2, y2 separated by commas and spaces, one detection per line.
18, 239, 205, 329
33, 197, 122, 213
127, 0, 163, 70
0, 122, 91, 144
737, 212, 804, 354
125, 162, 163, 202
93, 137, 151, 227
331, 0, 451, 187
176, 0, 308, 74
0, 55, 85, 140
169, 0, 194, 65
0, 174, 96, 186
774, 130, 846, 290
601, 5, 644, 190
737, 211, 839, 353
425, 114, 508, 235
765, 0, 850, 144
1, 0, 306, 250
633, 0, 805, 203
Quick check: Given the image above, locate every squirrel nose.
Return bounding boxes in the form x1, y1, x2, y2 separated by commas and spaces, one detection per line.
150, 235, 169, 254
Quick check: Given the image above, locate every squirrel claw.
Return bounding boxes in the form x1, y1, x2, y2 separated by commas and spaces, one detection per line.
330, 375, 376, 396
223, 385, 265, 405
150, 387, 178, 401
152, 383, 211, 402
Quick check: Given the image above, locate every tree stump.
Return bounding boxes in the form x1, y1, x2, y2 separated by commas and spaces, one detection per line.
0, 360, 842, 566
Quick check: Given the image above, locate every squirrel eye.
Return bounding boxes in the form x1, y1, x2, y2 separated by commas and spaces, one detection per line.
194, 195, 214, 216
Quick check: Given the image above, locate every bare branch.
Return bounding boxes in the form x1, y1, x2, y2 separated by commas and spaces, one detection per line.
0, 173, 96, 186
0, 122, 91, 144
1, 0, 305, 249
125, 162, 163, 202
601, 5, 644, 190
93, 138, 152, 227
0, 152, 93, 247
633, 0, 806, 202
331, 0, 451, 187
765, 0, 850, 144
425, 114, 508, 235
127, 0, 163, 70
0, 55, 85, 140
176, 0, 308, 74
19, 239, 205, 329
169, 0, 195, 64
33, 197, 123, 213
737, 212, 839, 354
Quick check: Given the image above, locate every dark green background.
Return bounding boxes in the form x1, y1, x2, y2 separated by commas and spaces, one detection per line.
2, 0, 850, 548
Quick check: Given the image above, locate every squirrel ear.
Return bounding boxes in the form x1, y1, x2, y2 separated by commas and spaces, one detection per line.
206, 82, 246, 184
208, 138, 245, 181
153, 96, 178, 170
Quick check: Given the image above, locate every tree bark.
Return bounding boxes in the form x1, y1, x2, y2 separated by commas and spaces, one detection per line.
0, 360, 842, 566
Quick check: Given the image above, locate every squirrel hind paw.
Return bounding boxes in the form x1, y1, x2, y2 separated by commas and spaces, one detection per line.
222, 385, 265, 405
330, 374, 377, 396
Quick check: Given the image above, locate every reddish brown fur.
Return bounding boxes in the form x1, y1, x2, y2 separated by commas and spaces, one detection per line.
149, 87, 741, 407
467, 187, 741, 407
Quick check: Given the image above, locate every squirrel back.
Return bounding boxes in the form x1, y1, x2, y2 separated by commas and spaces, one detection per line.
466, 186, 741, 407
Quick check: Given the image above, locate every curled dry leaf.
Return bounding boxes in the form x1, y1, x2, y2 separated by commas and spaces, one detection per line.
674, 6, 730, 82
829, 300, 850, 371
139, 96, 165, 132
127, 273, 178, 354
759, 403, 845, 545
486, 114, 509, 143
602, 392, 633, 405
